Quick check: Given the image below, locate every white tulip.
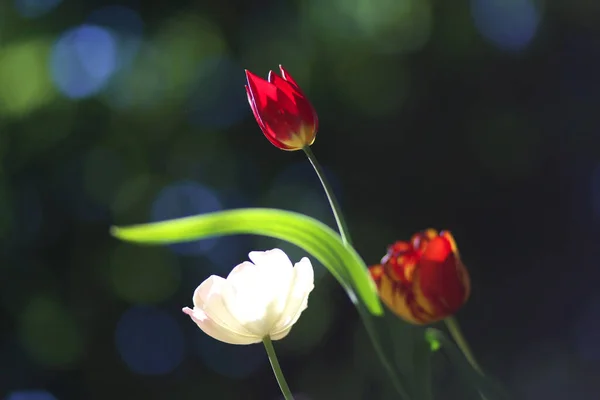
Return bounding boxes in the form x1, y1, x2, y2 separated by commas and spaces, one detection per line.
182, 248, 315, 345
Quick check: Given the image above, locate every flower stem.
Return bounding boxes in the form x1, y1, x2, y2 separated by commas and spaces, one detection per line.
263, 336, 295, 400
302, 145, 409, 399
302, 146, 352, 246
356, 303, 411, 399
444, 317, 489, 400
444, 316, 482, 374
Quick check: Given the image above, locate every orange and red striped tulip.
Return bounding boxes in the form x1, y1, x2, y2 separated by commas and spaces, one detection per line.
369, 229, 470, 324
245, 65, 318, 151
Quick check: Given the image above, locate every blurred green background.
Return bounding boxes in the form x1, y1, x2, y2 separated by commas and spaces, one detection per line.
1, 0, 600, 399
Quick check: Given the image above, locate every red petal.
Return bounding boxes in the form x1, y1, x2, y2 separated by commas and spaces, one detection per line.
245, 69, 278, 112
418, 235, 469, 315
245, 85, 266, 132
246, 70, 295, 148
421, 235, 453, 263
277, 66, 318, 132
246, 83, 295, 150
279, 65, 303, 93
368, 264, 384, 284
245, 67, 318, 150
269, 73, 317, 130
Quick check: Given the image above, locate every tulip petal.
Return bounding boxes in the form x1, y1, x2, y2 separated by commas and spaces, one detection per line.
372, 231, 470, 325
193, 276, 257, 338
419, 256, 469, 316
269, 71, 302, 100
226, 260, 262, 291
278, 65, 318, 133
269, 72, 318, 135
270, 325, 293, 341
245, 70, 278, 112
245, 85, 267, 132
221, 254, 292, 337
278, 65, 303, 93
250, 249, 296, 331
420, 235, 469, 314
272, 257, 314, 334
182, 307, 261, 345
248, 248, 294, 273
375, 269, 426, 325
267, 79, 303, 120
246, 70, 305, 150
221, 261, 270, 334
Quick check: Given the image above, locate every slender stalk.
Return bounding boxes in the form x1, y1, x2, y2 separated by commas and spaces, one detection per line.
263, 336, 295, 400
303, 146, 352, 246
356, 303, 411, 399
444, 317, 489, 400
444, 317, 482, 374
302, 145, 409, 399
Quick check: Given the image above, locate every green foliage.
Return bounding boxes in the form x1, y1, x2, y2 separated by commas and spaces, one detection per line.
111, 207, 383, 315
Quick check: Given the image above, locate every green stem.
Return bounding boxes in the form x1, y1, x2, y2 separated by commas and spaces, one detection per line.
444, 316, 482, 374
303, 146, 352, 246
444, 317, 489, 400
302, 145, 409, 399
357, 303, 411, 399
263, 336, 295, 400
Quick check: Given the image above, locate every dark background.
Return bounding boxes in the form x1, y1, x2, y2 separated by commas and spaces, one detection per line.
1, 0, 599, 399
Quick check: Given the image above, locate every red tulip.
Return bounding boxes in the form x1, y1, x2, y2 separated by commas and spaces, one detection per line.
245, 65, 318, 151
369, 229, 470, 324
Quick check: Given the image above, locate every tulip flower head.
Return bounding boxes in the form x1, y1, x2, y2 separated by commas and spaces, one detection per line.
369, 229, 470, 325
245, 65, 318, 151
183, 249, 315, 344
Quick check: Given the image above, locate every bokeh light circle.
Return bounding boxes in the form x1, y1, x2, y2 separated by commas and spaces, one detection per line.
0, 39, 55, 116
471, 0, 541, 52
50, 24, 118, 99
18, 295, 85, 368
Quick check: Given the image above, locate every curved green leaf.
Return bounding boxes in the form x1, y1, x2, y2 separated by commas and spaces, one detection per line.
110, 208, 383, 315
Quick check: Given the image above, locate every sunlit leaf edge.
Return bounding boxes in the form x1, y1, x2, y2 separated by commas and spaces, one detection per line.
110, 208, 383, 315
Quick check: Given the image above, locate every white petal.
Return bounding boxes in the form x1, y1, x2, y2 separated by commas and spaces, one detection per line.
192, 276, 255, 338
248, 248, 294, 274
272, 257, 315, 335
226, 249, 296, 336
182, 307, 261, 345
186, 249, 314, 342
226, 261, 262, 294
270, 325, 293, 341
221, 261, 271, 336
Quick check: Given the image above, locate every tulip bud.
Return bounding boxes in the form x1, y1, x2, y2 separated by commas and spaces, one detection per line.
245, 65, 318, 151
369, 230, 470, 324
